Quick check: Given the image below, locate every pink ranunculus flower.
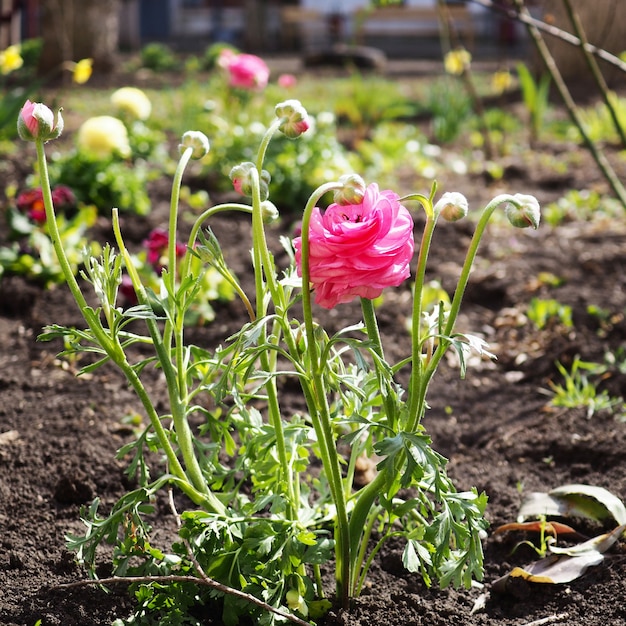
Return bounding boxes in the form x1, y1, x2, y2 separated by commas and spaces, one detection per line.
278, 73, 297, 88
224, 53, 270, 91
294, 183, 415, 309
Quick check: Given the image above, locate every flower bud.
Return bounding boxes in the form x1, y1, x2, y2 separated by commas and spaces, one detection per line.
260, 200, 279, 224
18, 100, 64, 142
275, 99, 310, 139
179, 130, 210, 159
333, 174, 366, 206
229, 162, 271, 201
505, 193, 541, 229
434, 191, 469, 222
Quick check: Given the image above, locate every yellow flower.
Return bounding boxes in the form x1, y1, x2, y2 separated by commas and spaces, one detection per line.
0, 44, 23, 75
73, 58, 93, 84
444, 48, 471, 76
492, 70, 513, 95
111, 87, 152, 121
77, 116, 131, 159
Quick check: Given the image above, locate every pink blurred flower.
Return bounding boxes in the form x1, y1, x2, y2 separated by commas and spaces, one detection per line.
294, 183, 415, 309
144, 228, 187, 272
217, 48, 237, 69
278, 73, 297, 88
223, 53, 270, 91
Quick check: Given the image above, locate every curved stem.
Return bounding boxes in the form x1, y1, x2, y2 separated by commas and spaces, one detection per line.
37, 140, 221, 512
407, 210, 438, 429
406, 194, 516, 433
299, 181, 352, 608
113, 211, 226, 515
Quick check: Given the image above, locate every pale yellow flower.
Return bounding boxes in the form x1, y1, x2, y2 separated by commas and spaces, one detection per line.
77, 116, 131, 159
492, 70, 513, 95
73, 58, 93, 84
111, 87, 152, 121
0, 44, 23, 75
444, 48, 471, 76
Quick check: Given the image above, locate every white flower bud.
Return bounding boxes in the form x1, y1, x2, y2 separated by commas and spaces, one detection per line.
505, 194, 541, 229
434, 192, 469, 221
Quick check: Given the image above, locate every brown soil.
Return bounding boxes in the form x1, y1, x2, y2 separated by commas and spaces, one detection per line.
2, 78, 626, 626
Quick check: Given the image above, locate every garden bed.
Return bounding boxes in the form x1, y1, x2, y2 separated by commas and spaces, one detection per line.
1, 59, 626, 626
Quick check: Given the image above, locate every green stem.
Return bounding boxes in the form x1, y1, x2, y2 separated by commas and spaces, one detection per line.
407, 194, 516, 433
351, 504, 382, 595
168, 148, 194, 415
255, 117, 283, 173
112, 211, 226, 515
246, 166, 296, 517
407, 209, 438, 430
36, 140, 219, 511
299, 181, 352, 608
360, 297, 384, 361
182, 203, 252, 278
168, 146, 192, 289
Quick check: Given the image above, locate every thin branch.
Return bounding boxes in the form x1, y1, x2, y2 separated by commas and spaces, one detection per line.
512, 0, 626, 210
520, 613, 570, 626
468, 0, 626, 73
54, 575, 313, 626
561, 0, 626, 149
167, 489, 313, 626
56, 491, 312, 626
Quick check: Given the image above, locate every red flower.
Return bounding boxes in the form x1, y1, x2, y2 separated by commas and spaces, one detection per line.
294, 183, 415, 309
16, 185, 76, 225
143, 228, 186, 272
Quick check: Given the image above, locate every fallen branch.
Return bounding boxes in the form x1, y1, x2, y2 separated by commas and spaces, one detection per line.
54, 575, 313, 626
520, 613, 570, 626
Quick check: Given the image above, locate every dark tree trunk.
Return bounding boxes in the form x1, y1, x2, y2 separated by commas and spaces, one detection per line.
38, 0, 121, 76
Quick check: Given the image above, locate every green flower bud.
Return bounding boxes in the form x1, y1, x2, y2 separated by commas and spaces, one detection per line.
260, 200, 279, 224
434, 191, 469, 221
275, 99, 310, 139
505, 193, 541, 229
229, 162, 271, 201
179, 130, 210, 159
333, 174, 366, 206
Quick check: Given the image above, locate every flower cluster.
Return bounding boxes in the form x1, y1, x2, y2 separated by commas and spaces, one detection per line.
21, 97, 541, 626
